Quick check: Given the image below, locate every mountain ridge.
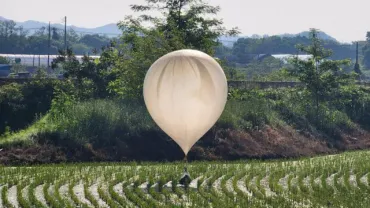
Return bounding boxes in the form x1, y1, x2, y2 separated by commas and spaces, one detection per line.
1, 16, 340, 44
0, 16, 121, 36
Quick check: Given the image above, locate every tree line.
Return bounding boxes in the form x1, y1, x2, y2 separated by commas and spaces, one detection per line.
363, 32, 370, 69
0, 20, 114, 55
2, 19, 370, 70
216, 35, 363, 64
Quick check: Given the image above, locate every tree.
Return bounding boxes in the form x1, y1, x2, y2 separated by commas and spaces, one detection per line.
363, 32, 370, 69
51, 48, 80, 79
51, 27, 60, 40
108, 0, 239, 98
128, 0, 238, 54
33, 67, 48, 78
11, 64, 27, 74
0, 20, 115, 55
51, 44, 118, 99
288, 28, 355, 123
0, 20, 29, 54
0, 56, 9, 64
79, 34, 111, 53
363, 49, 370, 69
230, 35, 354, 65
246, 56, 284, 80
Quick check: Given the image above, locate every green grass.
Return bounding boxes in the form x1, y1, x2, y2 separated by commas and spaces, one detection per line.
1, 88, 369, 162
0, 98, 280, 147
0, 115, 51, 147
0, 151, 370, 207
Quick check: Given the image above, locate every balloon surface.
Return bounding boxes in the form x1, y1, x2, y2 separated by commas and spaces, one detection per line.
143, 49, 228, 155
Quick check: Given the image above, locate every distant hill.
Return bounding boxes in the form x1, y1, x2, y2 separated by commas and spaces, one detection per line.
219, 31, 338, 48
0, 16, 121, 37
280, 31, 338, 42
1, 16, 339, 45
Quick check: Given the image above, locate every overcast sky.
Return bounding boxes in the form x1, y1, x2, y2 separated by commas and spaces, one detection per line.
1, 0, 369, 43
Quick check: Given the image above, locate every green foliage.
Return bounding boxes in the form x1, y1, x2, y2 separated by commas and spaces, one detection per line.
47, 99, 156, 146
239, 56, 287, 80
363, 37, 370, 69
223, 65, 245, 80
0, 20, 114, 55
219, 96, 275, 130
107, 0, 239, 98
228, 35, 355, 65
0, 80, 56, 134
2, 84, 370, 159
108, 29, 170, 98
286, 29, 357, 125
51, 48, 81, 78
226, 86, 368, 139
220, 55, 298, 81
254, 68, 298, 82
273, 89, 355, 137
10, 63, 27, 73
52, 47, 117, 99
338, 86, 370, 128
3, 126, 12, 138
33, 67, 48, 78
129, 0, 239, 54
79, 34, 111, 52
1, 2, 370, 166
2, 151, 370, 207
49, 84, 77, 119
0, 56, 10, 64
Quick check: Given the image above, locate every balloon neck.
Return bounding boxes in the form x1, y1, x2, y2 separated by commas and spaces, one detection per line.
183, 155, 188, 171
183, 155, 189, 173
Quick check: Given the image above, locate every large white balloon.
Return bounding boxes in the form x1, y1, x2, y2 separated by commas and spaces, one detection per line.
143, 49, 228, 155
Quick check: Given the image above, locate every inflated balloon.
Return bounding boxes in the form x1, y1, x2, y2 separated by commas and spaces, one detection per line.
143, 49, 228, 156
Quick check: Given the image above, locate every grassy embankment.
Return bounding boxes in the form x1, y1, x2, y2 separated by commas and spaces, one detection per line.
1, 86, 370, 164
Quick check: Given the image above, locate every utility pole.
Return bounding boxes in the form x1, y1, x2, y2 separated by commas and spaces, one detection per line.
356, 42, 358, 64
64, 16, 67, 51
48, 22, 51, 68
356, 42, 359, 64
354, 41, 361, 76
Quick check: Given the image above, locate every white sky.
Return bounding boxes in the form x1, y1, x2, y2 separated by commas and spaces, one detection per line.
1, 0, 369, 43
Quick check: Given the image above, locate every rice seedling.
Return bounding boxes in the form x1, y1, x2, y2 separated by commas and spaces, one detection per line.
1, 151, 370, 207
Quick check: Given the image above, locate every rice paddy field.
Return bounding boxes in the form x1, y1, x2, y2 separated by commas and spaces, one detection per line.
1, 151, 370, 208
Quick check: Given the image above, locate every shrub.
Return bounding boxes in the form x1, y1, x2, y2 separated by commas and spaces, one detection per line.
0, 56, 10, 64
0, 80, 56, 134
47, 99, 156, 146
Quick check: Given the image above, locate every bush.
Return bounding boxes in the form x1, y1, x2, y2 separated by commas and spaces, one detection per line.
48, 99, 156, 146
273, 88, 356, 138
2, 84, 370, 162
29, 96, 282, 160
0, 80, 56, 134
0, 56, 10, 64
218, 99, 272, 130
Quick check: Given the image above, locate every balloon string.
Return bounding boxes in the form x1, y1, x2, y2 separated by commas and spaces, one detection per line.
184, 155, 188, 169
